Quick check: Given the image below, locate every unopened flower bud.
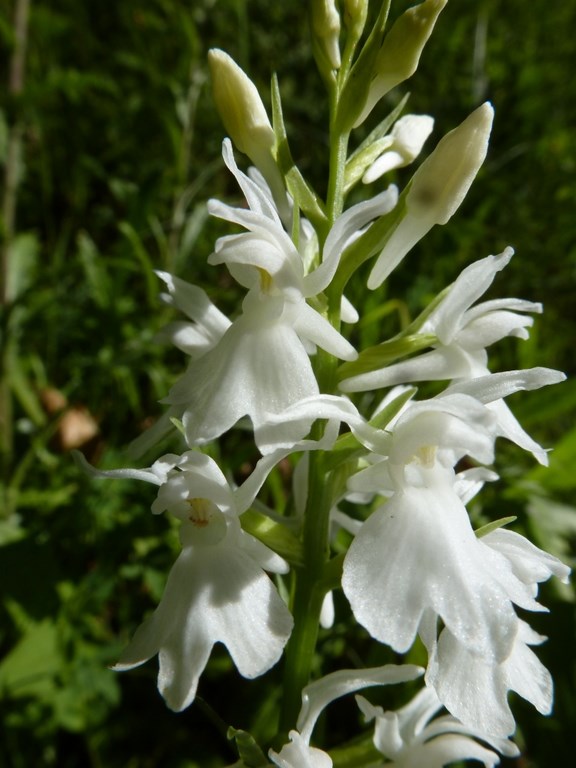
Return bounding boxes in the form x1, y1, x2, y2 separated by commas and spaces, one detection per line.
208, 49, 276, 171
354, 0, 448, 127
344, 0, 369, 41
311, 0, 342, 72
367, 102, 494, 289
407, 102, 493, 223
362, 114, 434, 183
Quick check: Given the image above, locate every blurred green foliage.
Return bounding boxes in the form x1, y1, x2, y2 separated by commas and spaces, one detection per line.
0, 1, 574, 766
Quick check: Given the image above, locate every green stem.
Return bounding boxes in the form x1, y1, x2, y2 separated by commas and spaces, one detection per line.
279, 439, 332, 734
325, 131, 349, 224
278, 81, 351, 736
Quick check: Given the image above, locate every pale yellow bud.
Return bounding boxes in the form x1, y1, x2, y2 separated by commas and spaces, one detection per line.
354, 0, 448, 127
343, 0, 369, 40
208, 49, 276, 170
362, 114, 434, 183
367, 103, 494, 289
311, 0, 342, 71
407, 102, 493, 224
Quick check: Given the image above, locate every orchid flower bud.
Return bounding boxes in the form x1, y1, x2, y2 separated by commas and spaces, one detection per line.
362, 114, 434, 183
311, 0, 342, 72
407, 102, 493, 223
353, 0, 448, 128
208, 49, 276, 173
367, 102, 494, 289
343, 0, 369, 43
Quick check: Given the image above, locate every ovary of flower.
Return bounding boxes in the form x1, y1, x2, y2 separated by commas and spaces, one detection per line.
366, 102, 494, 288
362, 114, 434, 183
356, 686, 519, 767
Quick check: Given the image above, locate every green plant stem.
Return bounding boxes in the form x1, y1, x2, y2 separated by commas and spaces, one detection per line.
278, 433, 332, 735
325, 131, 349, 225
278, 79, 350, 733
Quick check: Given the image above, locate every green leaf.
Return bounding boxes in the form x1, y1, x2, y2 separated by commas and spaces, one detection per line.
118, 221, 159, 307
0, 616, 60, 700
271, 74, 327, 233
227, 727, 269, 767
6, 232, 39, 305
475, 516, 517, 539
77, 231, 111, 310
240, 509, 303, 567
337, 334, 436, 381
336, 0, 392, 132
9, 353, 47, 427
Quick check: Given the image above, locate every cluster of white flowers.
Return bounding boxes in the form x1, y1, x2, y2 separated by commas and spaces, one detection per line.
82, 1, 570, 764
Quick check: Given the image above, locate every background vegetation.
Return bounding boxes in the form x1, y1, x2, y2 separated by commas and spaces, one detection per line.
1, 1, 575, 766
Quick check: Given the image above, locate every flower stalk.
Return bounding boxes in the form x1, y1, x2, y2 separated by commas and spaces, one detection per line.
79, 2, 570, 764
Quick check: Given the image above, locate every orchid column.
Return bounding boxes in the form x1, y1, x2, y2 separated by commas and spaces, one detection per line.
81, 1, 570, 765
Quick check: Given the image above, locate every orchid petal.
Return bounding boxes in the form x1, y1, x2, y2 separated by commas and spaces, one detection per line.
343, 465, 520, 660
113, 536, 293, 712
293, 302, 357, 361
269, 731, 333, 768
304, 186, 398, 296
298, 665, 423, 743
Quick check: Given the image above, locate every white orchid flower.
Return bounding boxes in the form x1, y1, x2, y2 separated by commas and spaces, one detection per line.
270, 664, 423, 766
77, 450, 293, 712
419, 524, 569, 736
362, 114, 434, 183
163, 140, 397, 452
443, 367, 566, 465
341, 398, 541, 663
356, 685, 518, 767
343, 462, 527, 662
269, 731, 333, 768
342, 248, 542, 392
424, 619, 554, 739
342, 248, 566, 463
